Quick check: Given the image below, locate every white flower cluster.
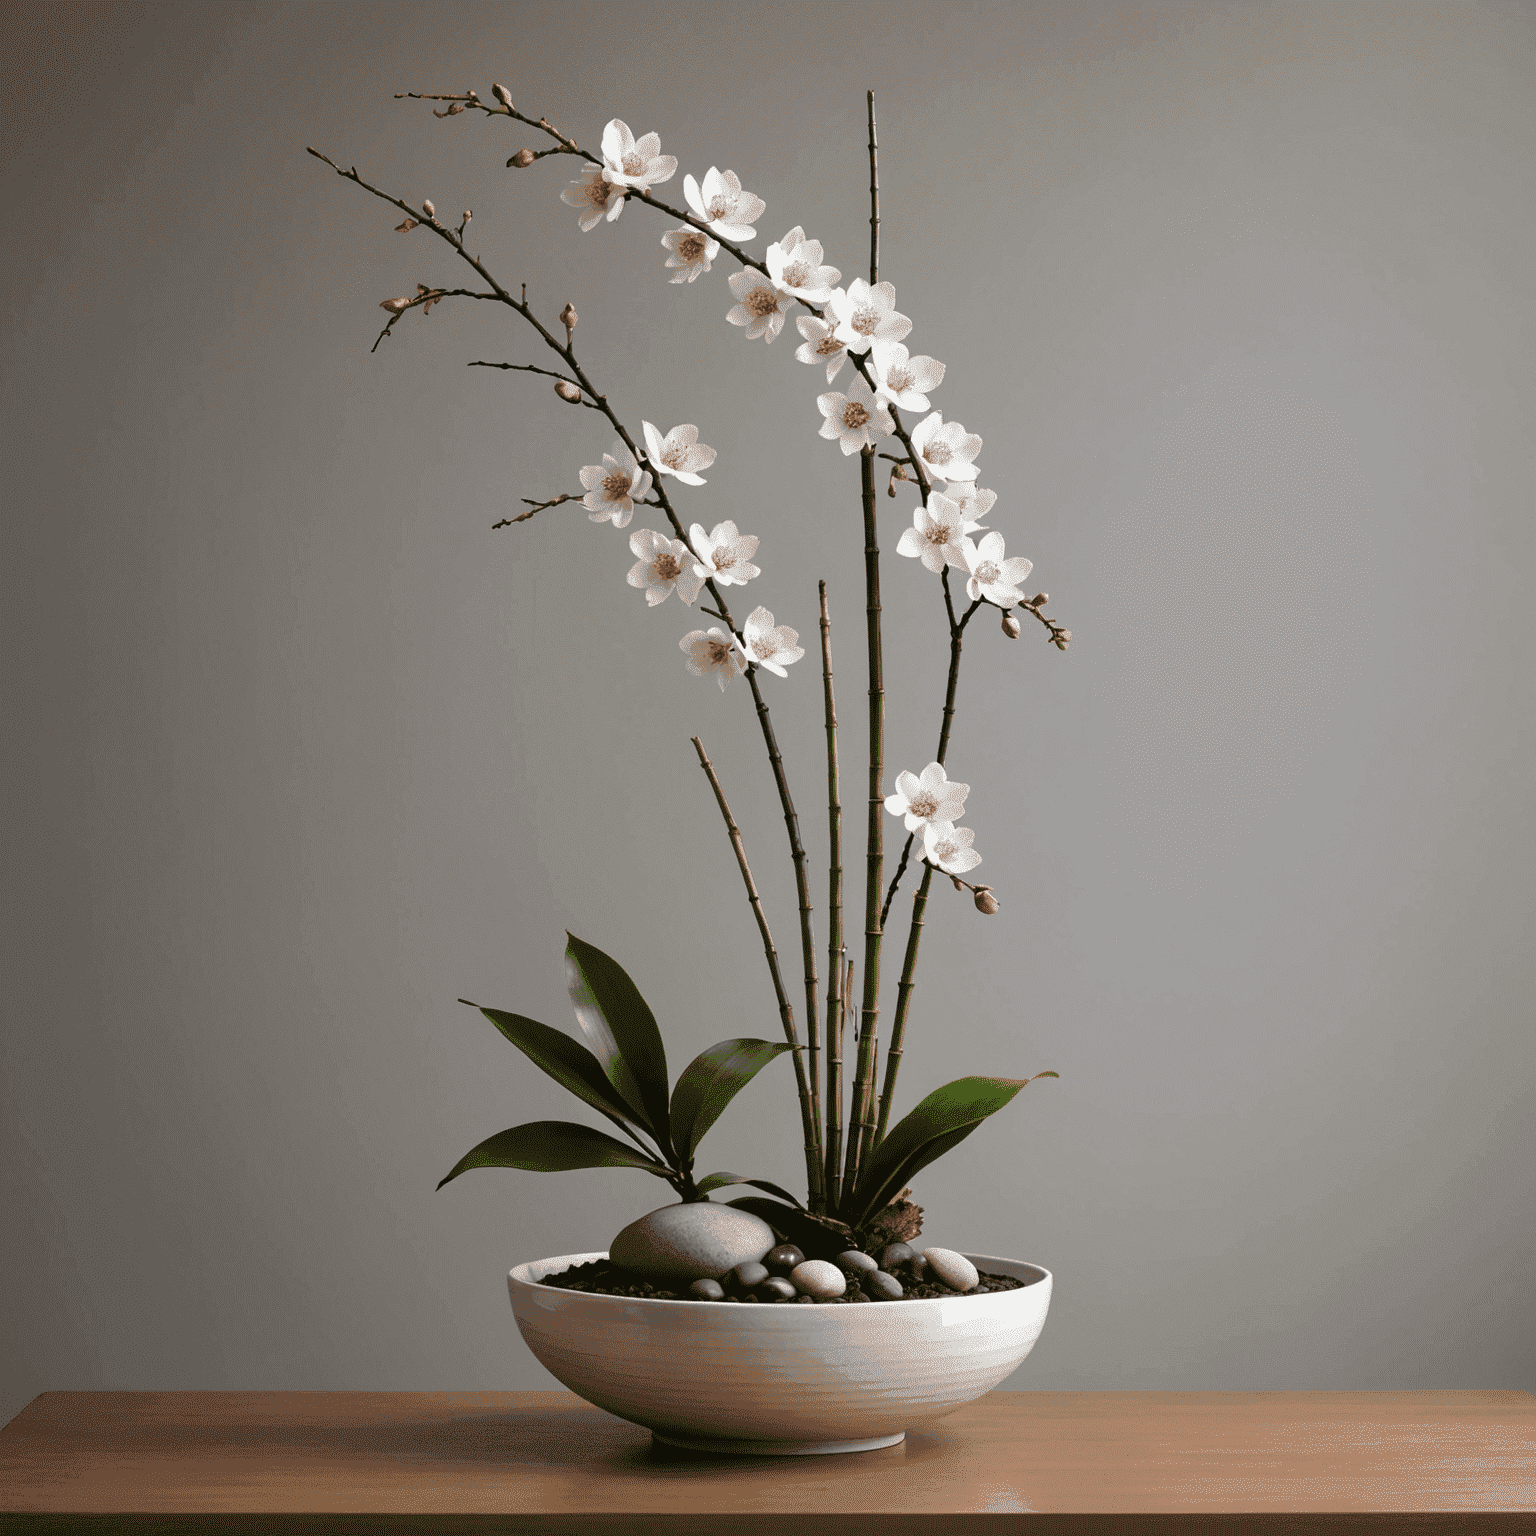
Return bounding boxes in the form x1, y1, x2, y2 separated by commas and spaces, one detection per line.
564, 117, 1031, 706
885, 762, 982, 876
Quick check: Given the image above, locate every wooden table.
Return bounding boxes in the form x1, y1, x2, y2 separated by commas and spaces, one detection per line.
1, 1389, 1532, 1531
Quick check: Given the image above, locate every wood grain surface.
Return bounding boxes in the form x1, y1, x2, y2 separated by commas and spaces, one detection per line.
1, 1389, 1532, 1533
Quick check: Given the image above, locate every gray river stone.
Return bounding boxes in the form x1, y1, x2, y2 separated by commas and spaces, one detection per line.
609, 1202, 776, 1283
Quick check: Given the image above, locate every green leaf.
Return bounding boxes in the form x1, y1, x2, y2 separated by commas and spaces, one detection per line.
564, 934, 674, 1160
725, 1197, 856, 1261
843, 1122, 983, 1231
436, 1120, 676, 1190
461, 1000, 658, 1142
694, 1171, 805, 1207
669, 1038, 793, 1161
844, 1074, 1048, 1229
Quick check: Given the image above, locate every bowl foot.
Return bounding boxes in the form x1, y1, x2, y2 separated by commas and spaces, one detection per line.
651, 1428, 905, 1457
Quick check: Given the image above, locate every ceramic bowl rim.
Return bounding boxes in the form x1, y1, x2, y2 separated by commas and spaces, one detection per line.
509, 1250, 1051, 1307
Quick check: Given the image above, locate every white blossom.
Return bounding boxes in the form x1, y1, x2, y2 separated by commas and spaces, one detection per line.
641, 421, 716, 485
828, 279, 913, 354
817, 374, 893, 456
766, 226, 840, 303
910, 411, 982, 484
895, 491, 979, 573
945, 483, 997, 528
726, 270, 794, 342
885, 762, 970, 832
579, 440, 653, 527
683, 168, 766, 241
627, 528, 705, 606
680, 625, 746, 691
735, 606, 805, 678
660, 225, 719, 283
561, 165, 624, 231
951, 530, 1032, 606
689, 520, 760, 586
870, 340, 945, 412
600, 120, 677, 192
924, 819, 982, 876
794, 315, 849, 383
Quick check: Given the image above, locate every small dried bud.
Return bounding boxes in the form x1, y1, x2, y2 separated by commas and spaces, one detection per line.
973, 888, 1000, 915
434, 101, 467, 117
553, 380, 582, 403
509, 148, 536, 168
1054, 629, 1072, 650
1030, 592, 1048, 608
560, 302, 578, 333
380, 296, 411, 314
422, 199, 436, 218
461, 210, 472, 224
394, 217, 418, 233
1000, 611, 1022, 640
492, 83, 513, 108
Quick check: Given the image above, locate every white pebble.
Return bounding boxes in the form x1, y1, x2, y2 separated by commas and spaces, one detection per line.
789, 1259, 847, 1299
921, 1247, 979, 1292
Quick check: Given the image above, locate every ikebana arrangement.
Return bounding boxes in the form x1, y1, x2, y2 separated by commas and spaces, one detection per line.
310, 86, 1070, 1318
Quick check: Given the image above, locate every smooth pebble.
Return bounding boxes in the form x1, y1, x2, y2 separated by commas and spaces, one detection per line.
789, 1259, 847, 1299
866, 1270, 904, 1300
922, 1246, 979, 1292
879, 1242, 915, 1268
765, 1244, 805, 1274
730, 1261, 770, 1290
837, 1249, 879, 1274
689, 1278, 725, 1301
608, 1202, 775, 1283
761, 1276, 797, 1301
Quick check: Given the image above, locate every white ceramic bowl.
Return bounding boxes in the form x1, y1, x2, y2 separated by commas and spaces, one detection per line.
509, 1250, 1052, 1455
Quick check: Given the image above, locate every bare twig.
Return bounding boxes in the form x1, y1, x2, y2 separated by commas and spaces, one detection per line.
492, 493, 578, 528
691, 737, 823, 1208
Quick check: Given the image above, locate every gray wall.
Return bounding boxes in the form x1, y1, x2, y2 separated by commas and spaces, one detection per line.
4, 0, 1532, 1426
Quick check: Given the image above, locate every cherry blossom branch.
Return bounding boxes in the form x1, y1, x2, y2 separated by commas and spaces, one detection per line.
371, 286, 497, 351
690, 736, 823, 1209
491, 493, 578, 528
818, 581, 845, 1211
467, 359, 604, 411
873, 585, 984, 1145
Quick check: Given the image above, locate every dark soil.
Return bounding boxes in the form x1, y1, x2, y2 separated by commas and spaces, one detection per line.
536, 1256, 1027, 1303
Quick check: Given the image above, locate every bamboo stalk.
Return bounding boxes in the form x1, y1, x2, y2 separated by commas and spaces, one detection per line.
843, 92, 887, 1201
819, 582, 845, 1212
744, 669, 822, 1178
691, 737, 823, 1208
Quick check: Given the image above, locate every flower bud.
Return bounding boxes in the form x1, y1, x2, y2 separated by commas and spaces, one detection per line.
973, 888, 1000, 915
509, 148, 536, 168
1054, 629, 1072, 650
1030, 592, 1048, 608
492, 83, 513, 108
553, 380, 582, 403
1000, 611, 1021, 640
422, 198, 436, 218
379, 296, 411, 314
560, 302, 578, 333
